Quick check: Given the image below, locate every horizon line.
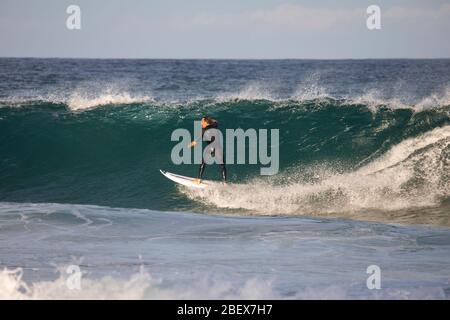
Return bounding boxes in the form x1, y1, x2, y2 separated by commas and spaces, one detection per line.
1, 56, 450, 61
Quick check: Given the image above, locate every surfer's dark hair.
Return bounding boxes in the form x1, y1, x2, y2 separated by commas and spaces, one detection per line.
201, 116, 218, 127
202, 116, 213, 124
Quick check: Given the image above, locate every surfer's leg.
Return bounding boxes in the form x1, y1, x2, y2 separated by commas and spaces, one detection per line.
220, 164, 227, 182
198, 145, 214, 181
215, 147, 226, 182
198, 160, 206, 180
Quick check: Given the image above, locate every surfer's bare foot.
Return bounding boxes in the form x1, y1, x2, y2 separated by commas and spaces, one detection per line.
195, 179, 202, 185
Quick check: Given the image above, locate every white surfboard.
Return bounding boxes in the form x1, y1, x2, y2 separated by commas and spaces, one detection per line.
160, 170, 213, 189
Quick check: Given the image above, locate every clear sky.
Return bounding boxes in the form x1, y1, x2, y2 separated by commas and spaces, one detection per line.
1, 0, 450, 59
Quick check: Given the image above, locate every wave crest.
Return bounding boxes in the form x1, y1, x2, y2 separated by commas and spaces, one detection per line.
1, 86, 450, 111
67, 90, 153, 111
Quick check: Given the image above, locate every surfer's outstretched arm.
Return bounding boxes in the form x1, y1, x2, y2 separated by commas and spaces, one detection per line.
188, 140, 197, 148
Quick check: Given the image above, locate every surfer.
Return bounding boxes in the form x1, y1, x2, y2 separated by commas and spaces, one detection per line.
189, 117, 227, 184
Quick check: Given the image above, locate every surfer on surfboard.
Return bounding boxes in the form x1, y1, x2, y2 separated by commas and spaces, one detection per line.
188, 116, 227, 184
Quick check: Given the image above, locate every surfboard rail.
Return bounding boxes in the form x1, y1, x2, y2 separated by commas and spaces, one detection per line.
160, 170, 212, 189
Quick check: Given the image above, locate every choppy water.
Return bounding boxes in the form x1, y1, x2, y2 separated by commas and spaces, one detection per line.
1, 202, 450, 299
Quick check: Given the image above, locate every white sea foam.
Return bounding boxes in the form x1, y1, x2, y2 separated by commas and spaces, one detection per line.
344, 87, 450, 112
67, 89, 153, 111
347, 90, 411, 111
0, 90, 153, 111
414, 87, 450, 111
1, 266, 447, 300
0, 267, 276, 300
213, 83, 450, 113
183, 125, 450, 223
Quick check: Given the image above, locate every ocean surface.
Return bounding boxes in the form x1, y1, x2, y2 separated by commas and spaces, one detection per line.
0, 58, 449, 299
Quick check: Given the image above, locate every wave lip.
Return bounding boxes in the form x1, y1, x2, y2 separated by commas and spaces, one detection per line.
0, 91, 154, 111
1, 85, 450, 111
67, 90, 154, 110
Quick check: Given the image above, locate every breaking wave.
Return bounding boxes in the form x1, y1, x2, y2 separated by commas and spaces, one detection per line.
0, 91, 449, 226
183, 125, 450, 225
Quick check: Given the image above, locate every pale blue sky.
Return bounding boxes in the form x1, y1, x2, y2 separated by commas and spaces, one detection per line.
1, 0, 449, 58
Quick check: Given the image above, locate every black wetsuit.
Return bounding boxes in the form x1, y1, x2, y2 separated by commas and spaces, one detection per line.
198, 121, 227, 182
